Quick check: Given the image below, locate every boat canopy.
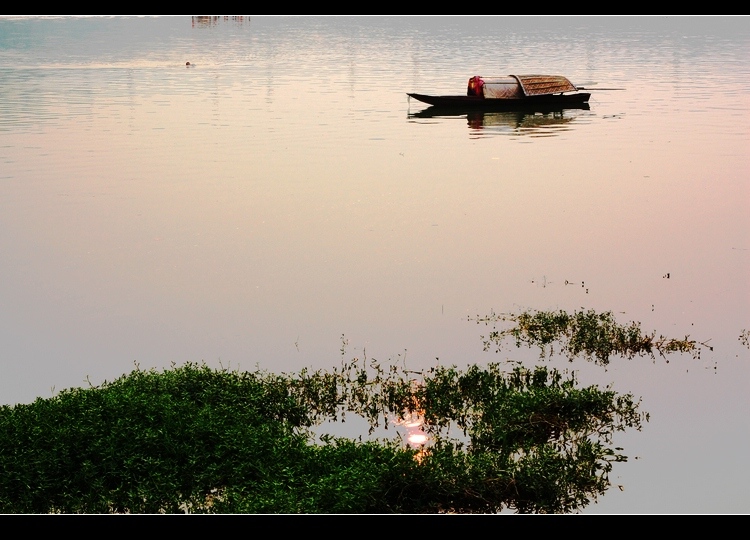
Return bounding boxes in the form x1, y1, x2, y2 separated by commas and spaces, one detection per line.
513, 75, 578, 96
476, 76, 524, 99
470, 75, 578, 98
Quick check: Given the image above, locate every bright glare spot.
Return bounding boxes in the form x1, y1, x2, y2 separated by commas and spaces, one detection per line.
393, 411, 423, 428
407, 433, 428, 446
390, 380, 432, 459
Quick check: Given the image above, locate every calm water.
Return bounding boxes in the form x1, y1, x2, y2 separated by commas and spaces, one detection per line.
1, 16, 748, 513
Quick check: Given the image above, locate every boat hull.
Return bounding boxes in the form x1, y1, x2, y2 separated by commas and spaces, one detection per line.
407, 92, 591, 110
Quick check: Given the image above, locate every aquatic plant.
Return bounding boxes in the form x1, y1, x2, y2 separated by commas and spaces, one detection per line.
0, 359, 643, 514
0, 309, 704, 514
475, 308, 710, 365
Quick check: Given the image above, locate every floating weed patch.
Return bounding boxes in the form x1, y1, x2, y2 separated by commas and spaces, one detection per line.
4, 311, 693, 513
0, 358, 645, 514
474, 309, 711, 365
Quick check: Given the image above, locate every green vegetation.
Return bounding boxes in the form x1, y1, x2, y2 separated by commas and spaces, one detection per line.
475, 308, 710, 365
0, 309, 705, 514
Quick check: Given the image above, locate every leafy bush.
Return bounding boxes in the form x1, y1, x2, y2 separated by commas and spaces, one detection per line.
4, 309, 707, 513
0, 357, 645, 513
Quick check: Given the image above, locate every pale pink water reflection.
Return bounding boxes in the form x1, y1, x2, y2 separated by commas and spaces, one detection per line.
0, 16, 748, 513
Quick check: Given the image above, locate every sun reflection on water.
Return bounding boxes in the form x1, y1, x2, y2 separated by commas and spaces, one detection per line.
391, 381, 430, 461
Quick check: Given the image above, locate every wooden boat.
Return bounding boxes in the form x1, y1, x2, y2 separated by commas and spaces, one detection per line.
408, 75, 591, 109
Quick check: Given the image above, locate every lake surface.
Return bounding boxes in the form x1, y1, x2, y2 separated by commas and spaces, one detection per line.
1, 15, 748, 513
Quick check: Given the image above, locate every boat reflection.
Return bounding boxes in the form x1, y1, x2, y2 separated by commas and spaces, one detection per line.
192, 16, 249, 28
408, 104, 591, 137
